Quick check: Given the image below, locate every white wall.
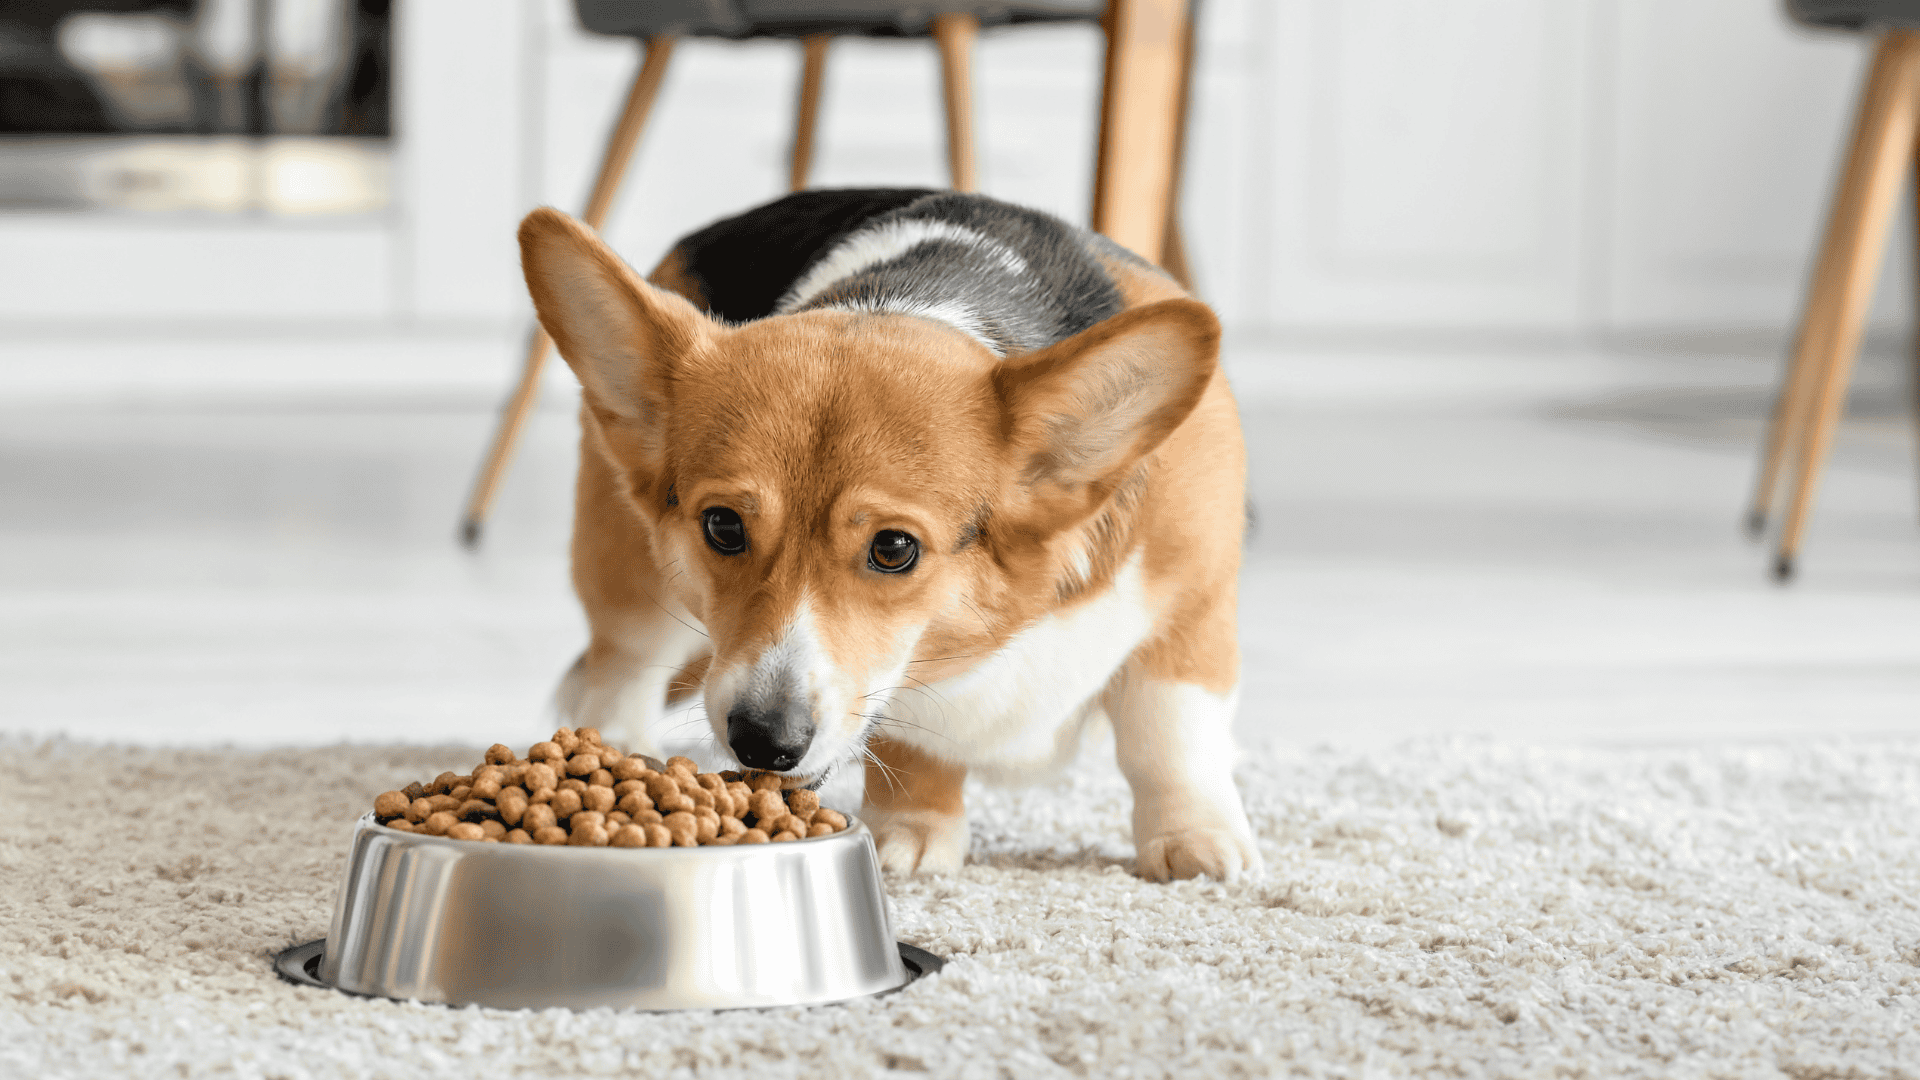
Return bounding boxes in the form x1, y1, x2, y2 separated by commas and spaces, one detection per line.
0, 0, 1904, 355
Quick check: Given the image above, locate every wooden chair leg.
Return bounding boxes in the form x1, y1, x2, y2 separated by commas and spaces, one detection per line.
460, 36, 677, 547
1772, 29, 1920, 579
1157, 0, 1199, 291
1912, 135, 1920, 526
930, 13, 979, 192
790, 35, 830, 192
1092, 0, 1190, 262
1750, 250, 1846, 539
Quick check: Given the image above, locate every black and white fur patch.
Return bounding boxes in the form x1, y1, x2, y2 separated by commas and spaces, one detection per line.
660, 189, 1148, 355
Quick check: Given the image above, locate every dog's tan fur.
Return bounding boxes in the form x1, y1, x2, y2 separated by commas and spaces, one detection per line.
520, 206, 1259, 881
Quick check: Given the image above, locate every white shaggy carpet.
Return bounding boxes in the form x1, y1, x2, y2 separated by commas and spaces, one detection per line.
3, 737, 1918, 1079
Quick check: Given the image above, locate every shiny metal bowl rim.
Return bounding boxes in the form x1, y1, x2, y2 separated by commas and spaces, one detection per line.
355, 810, 860, 853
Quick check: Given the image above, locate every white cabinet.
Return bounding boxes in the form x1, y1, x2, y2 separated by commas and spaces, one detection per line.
0, 0, 1899, 344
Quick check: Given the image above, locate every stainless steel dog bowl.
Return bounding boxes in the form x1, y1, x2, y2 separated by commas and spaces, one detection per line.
277, 813, 932, 1010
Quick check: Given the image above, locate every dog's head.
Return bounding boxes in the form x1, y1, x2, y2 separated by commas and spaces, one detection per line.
520, 208, 1219, 781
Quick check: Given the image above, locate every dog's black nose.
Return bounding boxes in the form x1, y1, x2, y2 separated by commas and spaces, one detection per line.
726, 704, 813, 772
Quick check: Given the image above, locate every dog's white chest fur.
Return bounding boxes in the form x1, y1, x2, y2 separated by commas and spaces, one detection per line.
881, 556, 1155, 781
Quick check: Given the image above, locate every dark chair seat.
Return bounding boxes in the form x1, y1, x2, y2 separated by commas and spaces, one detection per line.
1788, 0, 1920, 31
576, 0, 1103, 40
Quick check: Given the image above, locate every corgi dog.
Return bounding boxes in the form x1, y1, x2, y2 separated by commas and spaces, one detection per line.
518, 189, 1259, 881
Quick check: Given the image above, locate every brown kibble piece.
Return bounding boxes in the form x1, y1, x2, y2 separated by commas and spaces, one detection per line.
571, 810, 606, 830
504, 762, 528, 786
607, 810, 631, 826
550, 788, 583, 818
528, 741, 563, 763
582, 785, 616, 813
611, 824, 647, 848
738, 828, 770, 844
749, 790, 785, 823
707, 834, 738, 846
427, 793, 460, 814
617, 791, 654, 817
470, 772, 504, 800
485, 743, 515, 765
496, 787, 529, 826
577, 726, 602, 745
432, 771, 463, 794
746, 773, 784, 792
697, 773, 725, 792
522, 803, 557, 833
687, 786, 715, 811
599, 748, 623, 769
523, 762, 558, 792
402, 781, 427, 800
613, 779, 645, 798
479, 819, 506, 839
456, 799, 492, 820
423, 811, 458, 836
407, 797, 433, 823
559, 778, 588, 795
664, 811, 698, 847
587, 769, 613, 788
374, 791, 410, 819
666, 755, 698, 775
813, 808, 847, 831
570, 823, 610, 847
567, 753, 600, 778
632, 808, 664, 826
505, 828, 532, 844
533, 825, 567, 845
643, 774, 678, 803
769, 813, 807, 838
612, 758, 647, 782
772, 830, 799, 843
787, 789, 820, 817
657, 792, 696, 815
643, 823, 672, 848
694, 810, 720, 842
726, 782, 753, 810
808, 821, 834, 838
720, 816, 746, 838
384, 819, 416, 833
448, 785, 472, 803
446, 822, 485, 841
529, 788, 553, 805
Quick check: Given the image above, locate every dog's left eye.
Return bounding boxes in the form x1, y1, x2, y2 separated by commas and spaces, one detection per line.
868, 531, 919, 573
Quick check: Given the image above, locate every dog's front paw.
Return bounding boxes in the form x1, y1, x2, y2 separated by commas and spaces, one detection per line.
862, 808, 969, 875
1135, 825, 1262, 883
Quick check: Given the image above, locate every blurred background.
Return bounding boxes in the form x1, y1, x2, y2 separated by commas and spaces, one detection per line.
2, 0, 1917, 753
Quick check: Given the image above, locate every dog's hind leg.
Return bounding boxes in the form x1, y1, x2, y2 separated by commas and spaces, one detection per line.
1104, 649, 1262, 882
861, 736, 970, 874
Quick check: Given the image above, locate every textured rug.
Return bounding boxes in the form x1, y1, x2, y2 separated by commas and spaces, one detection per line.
3, 737, 1918, 1079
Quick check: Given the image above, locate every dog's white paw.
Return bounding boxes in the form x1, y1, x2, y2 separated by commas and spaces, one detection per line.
862, 808, 969, 875
1134, 824, 1262, 883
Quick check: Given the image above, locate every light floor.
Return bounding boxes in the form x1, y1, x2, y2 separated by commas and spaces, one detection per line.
3, 335, 1918, 754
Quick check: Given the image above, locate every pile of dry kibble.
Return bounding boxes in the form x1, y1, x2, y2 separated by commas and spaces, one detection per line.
371, 727, 848, 847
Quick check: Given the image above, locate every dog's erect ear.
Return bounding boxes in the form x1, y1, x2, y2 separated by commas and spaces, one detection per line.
994, 298, 1220, 520
518, 207, 713, 426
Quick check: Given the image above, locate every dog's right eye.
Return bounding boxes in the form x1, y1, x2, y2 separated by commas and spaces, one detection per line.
702, 507, 748, 555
